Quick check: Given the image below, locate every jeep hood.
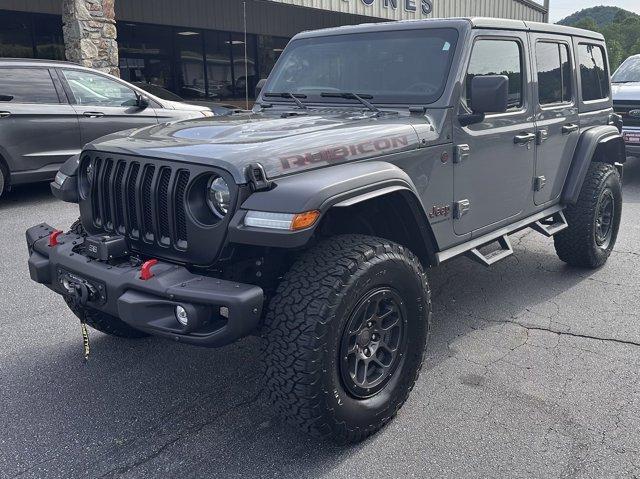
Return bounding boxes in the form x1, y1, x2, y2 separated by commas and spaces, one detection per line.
86, 110, 448, 183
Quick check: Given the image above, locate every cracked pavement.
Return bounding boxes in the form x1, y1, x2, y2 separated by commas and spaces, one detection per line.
1, 158, 640, 479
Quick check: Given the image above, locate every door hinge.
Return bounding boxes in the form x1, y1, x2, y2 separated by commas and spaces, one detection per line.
454, 199, 471, 219
534, 176, 546, 191
454, 144, 470, 164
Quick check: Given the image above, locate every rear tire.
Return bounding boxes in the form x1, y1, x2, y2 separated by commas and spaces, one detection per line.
554, 162, 622, 268
262, 234, 431, 443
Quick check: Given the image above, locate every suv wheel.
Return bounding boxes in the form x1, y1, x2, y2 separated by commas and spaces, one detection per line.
554, 162, 622, 268
262, 234, 431, 443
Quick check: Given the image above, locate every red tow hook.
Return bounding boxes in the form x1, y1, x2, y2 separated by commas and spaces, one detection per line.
139, 259, 158, 280
48, 230, 63, 247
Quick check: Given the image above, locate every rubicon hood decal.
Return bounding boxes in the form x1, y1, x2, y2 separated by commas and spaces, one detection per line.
87, 110, 446, 182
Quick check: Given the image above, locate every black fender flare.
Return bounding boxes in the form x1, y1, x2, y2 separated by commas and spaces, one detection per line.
227, 161, 435, 250
561, 125, 626, 205
50, 154, 80, 203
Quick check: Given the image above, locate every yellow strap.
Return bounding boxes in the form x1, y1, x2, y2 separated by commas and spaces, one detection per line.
80, 321, 90, 361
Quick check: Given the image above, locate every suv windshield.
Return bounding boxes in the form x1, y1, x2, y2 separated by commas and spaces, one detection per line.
612, 56, 640, 83
265, 28, 459, 105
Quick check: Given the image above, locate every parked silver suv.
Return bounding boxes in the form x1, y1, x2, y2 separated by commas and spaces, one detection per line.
0, 59, 213, 198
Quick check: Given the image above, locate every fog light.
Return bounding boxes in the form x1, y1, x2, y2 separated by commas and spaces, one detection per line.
175, 305, 189, 326
220, 306, 229, 319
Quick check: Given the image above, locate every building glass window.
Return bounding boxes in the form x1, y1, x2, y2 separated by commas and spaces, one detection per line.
578, 43, 609, 102
229, 33, 257, 101
175, 29, 207, 101
34, 14, 65, 60
205, 31, 233, 100
0, 11, 35, 58
0, 67, 60, 104
118, 23, 174, 92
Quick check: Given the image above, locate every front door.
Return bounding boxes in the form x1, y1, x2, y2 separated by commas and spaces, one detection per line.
58, 68, 158, 146
453, 32, 537, 236
530, 34, 580, 206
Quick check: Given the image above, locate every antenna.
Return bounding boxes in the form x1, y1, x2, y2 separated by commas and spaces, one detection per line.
244, 1, 249, 110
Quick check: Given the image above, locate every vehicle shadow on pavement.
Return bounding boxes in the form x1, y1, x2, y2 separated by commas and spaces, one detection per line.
0, 182, 57, 211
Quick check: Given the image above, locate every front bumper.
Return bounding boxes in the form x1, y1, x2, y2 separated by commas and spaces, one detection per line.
622, 128, 640, 156
26, 224, 263, 348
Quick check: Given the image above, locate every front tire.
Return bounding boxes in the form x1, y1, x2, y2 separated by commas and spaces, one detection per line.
554, 162, 622, 268
262, 235, 431, 443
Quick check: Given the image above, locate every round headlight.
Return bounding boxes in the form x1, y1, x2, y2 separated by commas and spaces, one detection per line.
206, 176, 230, 218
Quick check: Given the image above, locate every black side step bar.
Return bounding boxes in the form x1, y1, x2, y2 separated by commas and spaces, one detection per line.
530, 211, 568, 237
435, 205, 567, 266
465, 235, 513, 267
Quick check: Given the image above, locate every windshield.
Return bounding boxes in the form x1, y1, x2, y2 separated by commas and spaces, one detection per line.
265, 28, 459, 105
613, 56, 640, 83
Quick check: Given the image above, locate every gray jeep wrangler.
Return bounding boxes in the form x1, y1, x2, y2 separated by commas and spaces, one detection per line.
26, 18, 626, 443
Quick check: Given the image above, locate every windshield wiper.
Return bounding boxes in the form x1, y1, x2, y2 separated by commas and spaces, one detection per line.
320, 91, 380, 113
263, 91, 307, 109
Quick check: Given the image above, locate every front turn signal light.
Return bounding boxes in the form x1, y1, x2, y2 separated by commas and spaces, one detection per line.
291, 210, 320, 231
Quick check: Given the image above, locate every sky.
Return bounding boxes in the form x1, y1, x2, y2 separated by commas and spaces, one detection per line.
549, 0, 640, 23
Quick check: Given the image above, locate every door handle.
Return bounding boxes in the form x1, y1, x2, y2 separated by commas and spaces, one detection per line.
514, 132, 536, 145
0, 111, 11, 118
83, 111, 105, 118
562, 123, 579, 135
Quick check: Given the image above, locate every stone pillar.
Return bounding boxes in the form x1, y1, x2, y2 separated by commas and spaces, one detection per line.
62, 0, 119, 76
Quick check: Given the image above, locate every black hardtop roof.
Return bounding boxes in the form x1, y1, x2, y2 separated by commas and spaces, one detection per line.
293, 17, 605, 42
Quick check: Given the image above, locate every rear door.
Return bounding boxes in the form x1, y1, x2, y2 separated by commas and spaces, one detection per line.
58, 68, 158, 145
0, 66, 80, 178
530, 34, 580, 206
453, 31, 537, 236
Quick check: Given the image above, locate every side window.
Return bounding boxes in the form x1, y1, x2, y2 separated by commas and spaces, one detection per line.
578, 43, 610, 102
466, 39, 523, 111
62, 70, 138, 107
0, 68, 60, 104
536, 41, 573, 105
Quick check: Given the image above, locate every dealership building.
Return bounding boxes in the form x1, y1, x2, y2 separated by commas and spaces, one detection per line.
0, 0, 549, 104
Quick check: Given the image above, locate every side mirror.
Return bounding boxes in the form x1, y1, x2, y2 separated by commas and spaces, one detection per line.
255, 79, 267, 99
136, 93, 150, 110
460, 75, 509, 126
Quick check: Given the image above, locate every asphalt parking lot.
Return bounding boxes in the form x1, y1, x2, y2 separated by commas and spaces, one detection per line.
1, 159, 639, 479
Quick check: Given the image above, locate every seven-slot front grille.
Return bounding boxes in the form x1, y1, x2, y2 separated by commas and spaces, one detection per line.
87, 156, 190, 251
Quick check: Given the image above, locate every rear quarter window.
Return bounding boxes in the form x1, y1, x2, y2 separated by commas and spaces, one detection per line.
578, 43, 609, 102
0, 67, 60, 104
